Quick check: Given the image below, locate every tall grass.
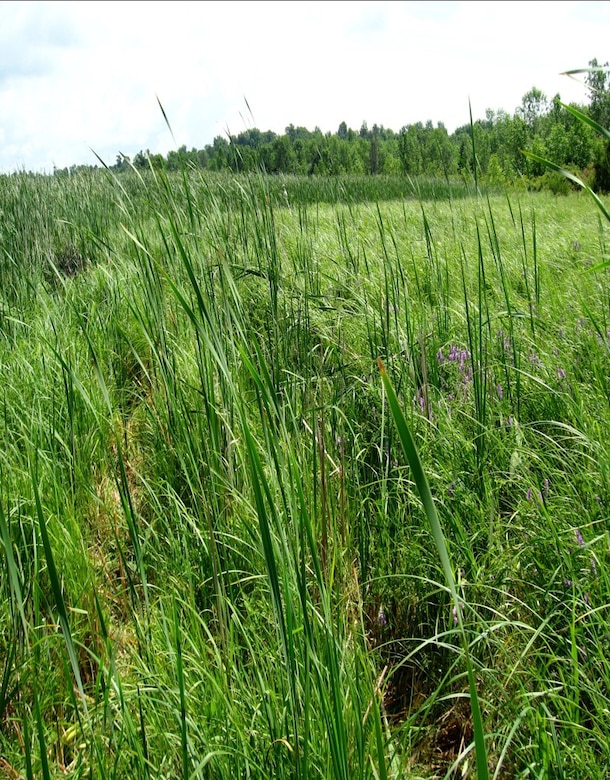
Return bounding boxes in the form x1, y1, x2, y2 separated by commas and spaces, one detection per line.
0, 161, 609, 778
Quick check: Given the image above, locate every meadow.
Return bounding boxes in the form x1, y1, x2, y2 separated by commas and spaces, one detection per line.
0, 166, 609, 778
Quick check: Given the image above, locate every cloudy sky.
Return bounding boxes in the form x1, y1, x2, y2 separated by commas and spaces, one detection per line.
1, 0, 609, 173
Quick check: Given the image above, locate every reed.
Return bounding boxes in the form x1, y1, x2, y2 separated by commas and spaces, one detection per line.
0, 158, 608, 776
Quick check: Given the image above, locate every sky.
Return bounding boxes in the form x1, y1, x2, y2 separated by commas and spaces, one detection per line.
1, 0, 609, 173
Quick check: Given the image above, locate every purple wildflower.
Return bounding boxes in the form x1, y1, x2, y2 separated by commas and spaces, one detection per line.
447, 345, 471, 371
452, 606, 458, 626
377, 607, 387, 627
575, 528, 585, 548
563, 578, 573, 587
447, 481, 455, 497
497, 383, 503, 400
528, 352, 540, 366
543, 478, 550, 499
525, 486, 542, 504
556, 366, 566, 380
414, 388, 426, 414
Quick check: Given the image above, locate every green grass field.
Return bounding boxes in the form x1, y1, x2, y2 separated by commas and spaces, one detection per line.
1, 167, 609, 778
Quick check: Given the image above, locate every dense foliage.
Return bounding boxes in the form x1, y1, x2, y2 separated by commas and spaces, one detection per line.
49, 59, 610, 194
1, 154, 610, 777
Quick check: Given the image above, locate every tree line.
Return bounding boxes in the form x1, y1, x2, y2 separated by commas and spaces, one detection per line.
58, 60, 610, 192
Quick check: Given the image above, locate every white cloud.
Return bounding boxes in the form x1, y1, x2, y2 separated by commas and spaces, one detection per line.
0, 0, 607, 172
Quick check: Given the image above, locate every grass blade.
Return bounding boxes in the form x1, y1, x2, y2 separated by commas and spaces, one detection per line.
30, 458, 88, 715
378, 358, 489, 780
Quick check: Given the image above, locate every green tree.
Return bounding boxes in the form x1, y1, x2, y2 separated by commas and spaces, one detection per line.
133, 150, 147, 170
485, 154, 505, 186
114, 154, 129, 172
545, 122, 570, 165
517, 87, 549, 132
586, 59, 610, 192
148, 152, 166, 171
271, 135, 296, 173
431, 123, 458, 176
381, 138, 401, 174
398, 124, 423, 175
368, 124, 381, 174
525, 134, 548, 178
208, 136, 230, 171
491, 113, 528, 179
586, 58, 610, 127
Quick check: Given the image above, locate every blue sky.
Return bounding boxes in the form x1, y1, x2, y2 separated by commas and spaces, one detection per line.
1, 0, 609, 173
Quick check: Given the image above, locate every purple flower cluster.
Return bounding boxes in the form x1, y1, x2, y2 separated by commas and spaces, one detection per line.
526, 478, 551, 505
437, 344, 471, 373
412, 385, 436, 422
526, 486, 543, 504
436, 344, 473, 408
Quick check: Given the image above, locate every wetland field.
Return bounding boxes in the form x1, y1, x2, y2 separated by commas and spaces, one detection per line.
1, 169, 610, 778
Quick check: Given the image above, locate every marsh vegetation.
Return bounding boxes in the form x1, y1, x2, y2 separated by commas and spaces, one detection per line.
0, 162, 609, 778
